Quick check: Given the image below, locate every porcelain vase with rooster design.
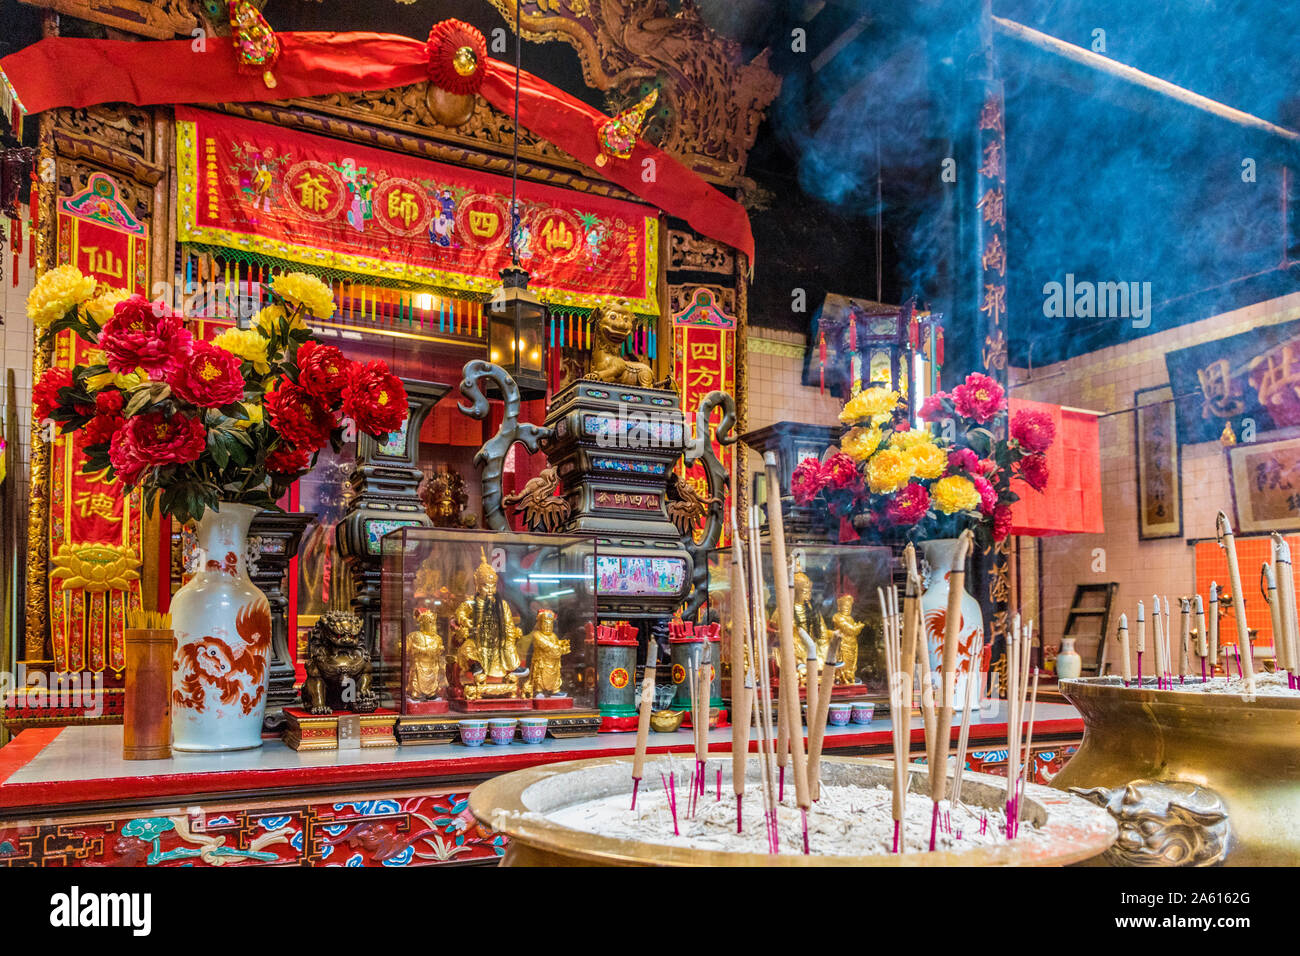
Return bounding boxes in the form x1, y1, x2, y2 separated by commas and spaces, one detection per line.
920, 537, 985, 712
170, 502, 272, 752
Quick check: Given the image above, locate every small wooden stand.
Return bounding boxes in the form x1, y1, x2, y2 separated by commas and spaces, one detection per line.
123, 628, 172, 760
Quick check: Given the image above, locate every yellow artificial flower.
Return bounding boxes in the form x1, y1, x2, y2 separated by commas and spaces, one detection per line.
27, 265, 97, 328
889, 428, 934, 450
841, 426, 883, 462
233, 402, 264, 429
256, 304, 305, 337
212, 327, 271, 375
931, 475, 981, 514
839, 385, 900, 426
903, 442, 947, 480
83, 286, 133, 326
866, 448, 912, 494
271, 272, 335, 320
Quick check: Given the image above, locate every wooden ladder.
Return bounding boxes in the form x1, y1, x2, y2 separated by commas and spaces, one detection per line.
1063, 582, 1119, 676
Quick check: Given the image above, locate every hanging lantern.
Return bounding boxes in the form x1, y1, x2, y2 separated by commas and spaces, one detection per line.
487, 265, 549, 400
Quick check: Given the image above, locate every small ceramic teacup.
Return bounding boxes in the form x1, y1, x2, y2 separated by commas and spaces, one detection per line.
851, 702, 876, 725
519, 716, 548, 744
827, 702, 853, 727
459, 719, 489, 747
488, 717, 518, 745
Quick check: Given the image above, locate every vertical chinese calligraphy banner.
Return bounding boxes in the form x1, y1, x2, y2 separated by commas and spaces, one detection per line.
50, 173, 148, 675
672, 288, 735, 546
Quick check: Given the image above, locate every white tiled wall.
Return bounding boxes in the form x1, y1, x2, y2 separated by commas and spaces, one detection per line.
1012, 291, 1300, 664
745, 328, 845, 431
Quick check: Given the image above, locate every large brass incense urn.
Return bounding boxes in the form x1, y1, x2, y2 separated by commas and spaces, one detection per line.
470, 755, 1115, 866
1053, 677, 1300, 866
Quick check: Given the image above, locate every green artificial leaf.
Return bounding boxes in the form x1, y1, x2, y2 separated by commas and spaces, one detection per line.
123, 387, 155, 417
218, 402, 250, 421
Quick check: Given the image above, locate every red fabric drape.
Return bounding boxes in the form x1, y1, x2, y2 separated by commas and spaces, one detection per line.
1, 32, 753, 262
1008, 398, 1103, 536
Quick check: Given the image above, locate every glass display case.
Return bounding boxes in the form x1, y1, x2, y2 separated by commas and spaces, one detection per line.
707, 541, 895, 708
380, 528, 601, 743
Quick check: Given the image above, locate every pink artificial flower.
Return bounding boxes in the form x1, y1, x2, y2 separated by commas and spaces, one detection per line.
98, 295, 192, 380
918, 392, 948, 421
791, 457, 828, 506
946, 448, 981, 474
972, 475, 998, 515
1010, 408, 1056, 454
884, 482, 930, 526
951, 373, 1005, 424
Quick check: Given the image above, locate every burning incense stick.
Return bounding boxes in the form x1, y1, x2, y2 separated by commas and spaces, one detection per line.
881, 586, 908, 852
728, 472, 754, 829
764, 452, 812, 854
1273, 535, 1299, 689
1179, 598, 1192, 684
631, 647, 657, 809
950, 629, 984, 808
1136, 601, 1145, 685
930, 530, 973, 851
1005, 619, 1021, 837
806, 635, 840, 803
1217, 512, 1257, 695
1118, 614, 1131, 685
1209, 583, 1220, 674
746, 503, 780, 853
1195, 596, 1208, 683
1015, 667, 1040, 834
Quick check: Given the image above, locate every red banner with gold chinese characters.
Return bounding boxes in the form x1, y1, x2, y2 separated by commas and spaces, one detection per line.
49, 173, 147, 674
672, 288, 735, 545
176, 107, 659, 316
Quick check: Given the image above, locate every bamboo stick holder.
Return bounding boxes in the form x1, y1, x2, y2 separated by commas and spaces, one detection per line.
123, 627, 172, 760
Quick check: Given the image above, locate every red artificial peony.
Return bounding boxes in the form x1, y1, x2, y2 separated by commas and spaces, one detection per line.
946, 448, 981, 474
1020, 453, 1050, 491
993, 504, 1014, 542
342, 362, 408, 437
823, 452, 861, 491
791, 457, 827, 506
296, 341, 353, 406
109, 412, 205, 486
972, 475, 998, 515
266, 442, 312, 475
83, 390, 126, 447
33, 367, 73, 421
108, 426, 147, 487
1010, 408, 1056, 454
266, 380, 336, 449
951, 373, 1005, 424
918, 391, 947, 421
884, 482, 930, 526
98, 295, 192, 380
978, 457, 999, 478
171, 341, 245, 408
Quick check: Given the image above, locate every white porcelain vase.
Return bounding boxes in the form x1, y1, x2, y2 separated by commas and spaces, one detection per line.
1055, 637, 1082, 680
170, 502, 272, 752
919, 537, 985, 712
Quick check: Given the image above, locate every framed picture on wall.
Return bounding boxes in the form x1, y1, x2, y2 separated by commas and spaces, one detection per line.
1226, 428, 1300, 534
1134, 385, 1182, 539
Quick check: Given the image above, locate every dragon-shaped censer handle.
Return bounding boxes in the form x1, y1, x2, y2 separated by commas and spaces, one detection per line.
459, 360, 554, 532
681, 390, 737, 619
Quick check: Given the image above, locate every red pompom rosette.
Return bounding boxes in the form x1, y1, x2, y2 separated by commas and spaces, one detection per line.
426, 20, 488, 96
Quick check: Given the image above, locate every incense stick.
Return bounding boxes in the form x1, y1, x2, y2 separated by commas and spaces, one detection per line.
728, 467, 754, 829
1217, 512, 1257, 696
1272, 535, 1299, 689
630, 648, 656, 810
930, 529, 972, 851
1208, 583, 1219, 675
1117, 613, 1131, 685
1179, 598, 1192, 684
1194, 596, 1208, 683
764, 452, 812, 854
950, 629, 983, 808
806, 636, 840, 803
1136, 601, 1145, 686
881, 585, 908, 852
1015, 667, 1040, 833
746, 500, 780, 852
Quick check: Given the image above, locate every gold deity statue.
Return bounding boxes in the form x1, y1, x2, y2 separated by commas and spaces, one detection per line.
523, 609, 571, 697
830, 595, 864, 686
405, 608, 448, 701
772, 569, 832, 686
451, 549, 530, 700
